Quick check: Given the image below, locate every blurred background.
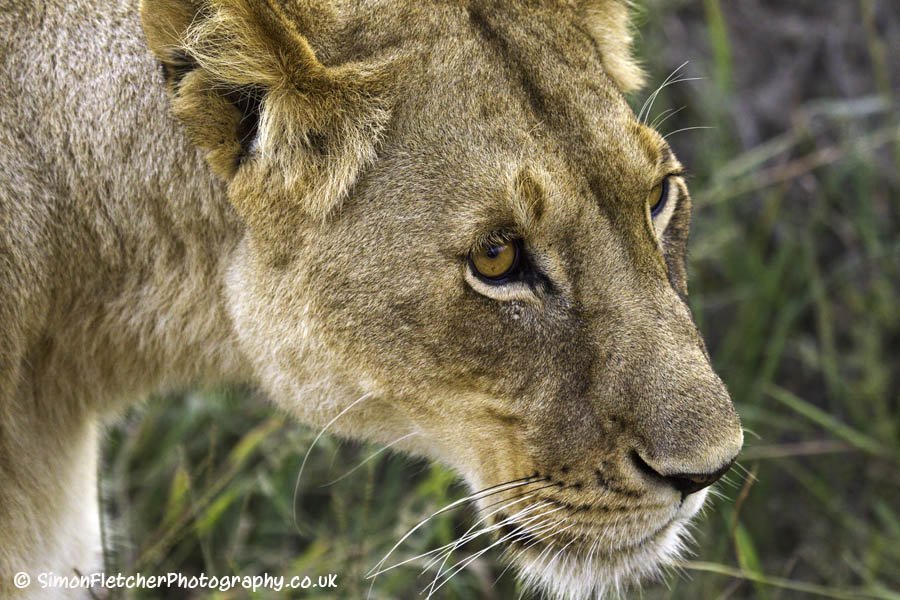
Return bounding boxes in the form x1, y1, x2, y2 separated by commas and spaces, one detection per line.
103, 1, 899, 598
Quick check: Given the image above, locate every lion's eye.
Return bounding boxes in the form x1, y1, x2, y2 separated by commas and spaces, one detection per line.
649, 176, 670, 218
470, 240, 521, 282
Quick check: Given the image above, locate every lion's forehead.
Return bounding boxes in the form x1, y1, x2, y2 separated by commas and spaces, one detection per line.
342, 1, 658, 192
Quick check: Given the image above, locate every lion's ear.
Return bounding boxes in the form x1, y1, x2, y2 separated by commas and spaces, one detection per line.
141, 0, 391, 222
579, 0, 645, 94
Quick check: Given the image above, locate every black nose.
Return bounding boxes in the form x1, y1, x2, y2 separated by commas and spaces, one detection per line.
632, 452, 735, 496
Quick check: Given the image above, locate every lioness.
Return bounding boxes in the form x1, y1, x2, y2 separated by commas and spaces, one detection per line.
0, 0, 743, 597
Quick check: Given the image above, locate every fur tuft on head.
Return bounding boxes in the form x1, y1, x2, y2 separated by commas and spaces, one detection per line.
578, 0, 646, 93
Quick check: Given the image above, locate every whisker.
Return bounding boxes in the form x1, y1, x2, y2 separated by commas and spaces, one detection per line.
292, 392, 373, 532
366, 475, 546, 579
641, 76, 701, 126
521, 528, 564, 581
742, 427, 762, 441
706, 487, 727, 501
319, 432, 419, 487
649, 106, 678, 129
731, 460, 757, 482
545, 536, 578, 571
365, 485, 543, 600
474, 480, 561, 513
663, 125, 715, 140
420, 498, 551, 575
371, 498, 552, 580
430, 506, 569, 589
413, 480, 569, 586
637, 61, 688, 124
638, 64, 705, 127
496, 520, 577, 586
651, 105, 687, 131
585, 535, 600, 575
426, 511, 569, 598
424, 503, 560, 596
717, 473, 741, 490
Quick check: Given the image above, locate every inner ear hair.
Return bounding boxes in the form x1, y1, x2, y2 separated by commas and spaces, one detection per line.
159, 50, 197, 88
156, 48, 262, 165
141, 0, 394, 222
221, 86, 264, 164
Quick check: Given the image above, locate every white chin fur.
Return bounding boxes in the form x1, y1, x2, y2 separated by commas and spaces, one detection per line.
513, 490, 708, 600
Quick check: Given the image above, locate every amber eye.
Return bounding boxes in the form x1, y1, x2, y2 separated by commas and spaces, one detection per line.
470, 240, 521, 282
649, 176, 670, 218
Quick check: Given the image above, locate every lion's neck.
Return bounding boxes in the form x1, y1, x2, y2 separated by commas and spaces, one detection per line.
1, 0, 256, 410
0, 2, 253, 592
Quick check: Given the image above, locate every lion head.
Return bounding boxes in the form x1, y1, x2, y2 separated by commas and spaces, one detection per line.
142, 0, 743, 596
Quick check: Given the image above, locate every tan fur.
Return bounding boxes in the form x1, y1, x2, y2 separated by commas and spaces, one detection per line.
0, 1, 741, 598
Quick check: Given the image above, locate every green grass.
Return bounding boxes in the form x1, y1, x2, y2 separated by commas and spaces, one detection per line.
102, 3, 899, 598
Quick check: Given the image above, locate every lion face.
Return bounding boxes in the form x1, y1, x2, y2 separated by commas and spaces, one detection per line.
143, 0, 742, 596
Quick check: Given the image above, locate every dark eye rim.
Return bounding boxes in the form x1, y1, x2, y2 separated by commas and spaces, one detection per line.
650, 176, 670, 218
468, 239, 523, 284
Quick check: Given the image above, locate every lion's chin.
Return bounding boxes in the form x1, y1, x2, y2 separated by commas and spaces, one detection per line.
509, 519, 688, 600
508, 492, 707, 600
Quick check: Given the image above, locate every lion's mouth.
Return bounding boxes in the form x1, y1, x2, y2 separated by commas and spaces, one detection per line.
496, 507, 682, 568
496, 510, 689, 600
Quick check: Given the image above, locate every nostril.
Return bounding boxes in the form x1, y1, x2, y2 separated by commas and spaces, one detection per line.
631, 451, 735, 496
665, 462, 734, 495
